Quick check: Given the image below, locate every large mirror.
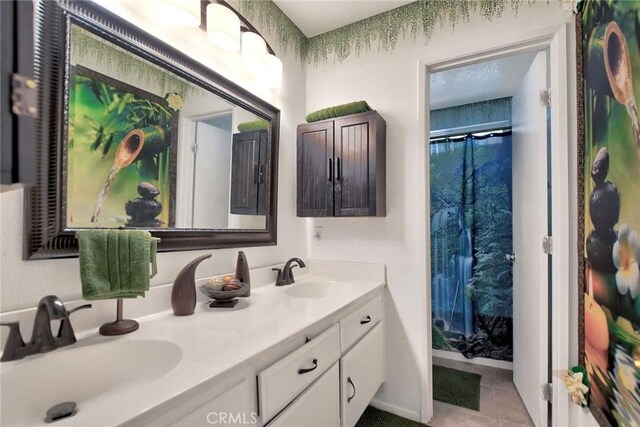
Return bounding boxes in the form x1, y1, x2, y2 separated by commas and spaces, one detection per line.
27, 0, 279, 259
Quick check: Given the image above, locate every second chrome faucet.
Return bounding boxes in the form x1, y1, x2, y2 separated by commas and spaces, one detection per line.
273, 258, 306, 286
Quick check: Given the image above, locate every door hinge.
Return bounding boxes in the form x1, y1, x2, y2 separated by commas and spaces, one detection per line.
540, 88, 551, 107
542, 382, 553, 402
191, 143, 198, 155
542, 236, 553, 255
11, 74, 38, 117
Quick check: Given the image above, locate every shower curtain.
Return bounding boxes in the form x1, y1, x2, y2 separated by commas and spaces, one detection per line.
430, 132, 513, 361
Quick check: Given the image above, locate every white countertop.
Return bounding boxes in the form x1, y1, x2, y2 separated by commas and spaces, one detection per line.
0, 260, 385, 427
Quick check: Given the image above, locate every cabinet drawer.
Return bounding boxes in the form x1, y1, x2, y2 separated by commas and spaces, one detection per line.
268, 363, 340, 427
340, 323, 384, 427
259, 324, 340, 423
340, 294, 382, 352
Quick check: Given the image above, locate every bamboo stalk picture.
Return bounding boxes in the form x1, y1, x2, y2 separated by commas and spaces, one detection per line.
67, 65, 178, 228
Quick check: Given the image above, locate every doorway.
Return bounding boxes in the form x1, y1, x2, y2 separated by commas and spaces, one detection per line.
427, 50, 551, 427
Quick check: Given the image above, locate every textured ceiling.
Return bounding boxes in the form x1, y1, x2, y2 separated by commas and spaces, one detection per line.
430, 52, 538, 110
272, 0, 413, 37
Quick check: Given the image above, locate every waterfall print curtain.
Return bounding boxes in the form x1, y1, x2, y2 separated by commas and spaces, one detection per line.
430, 132, 514, 361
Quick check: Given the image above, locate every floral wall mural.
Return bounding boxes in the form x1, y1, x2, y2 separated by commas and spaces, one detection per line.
579, 1, 640, 425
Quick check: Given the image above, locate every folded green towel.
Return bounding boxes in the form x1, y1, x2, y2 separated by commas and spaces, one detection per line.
77, 230, 158, 300
237, 119, 269, 133
305, 100, 372, 123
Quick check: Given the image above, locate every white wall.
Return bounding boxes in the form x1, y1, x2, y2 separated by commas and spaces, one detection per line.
305, 2, 582, 423
0, 3, 307, 312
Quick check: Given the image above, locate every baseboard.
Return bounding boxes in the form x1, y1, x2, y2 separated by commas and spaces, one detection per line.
369, 398, 421, 423
432, 349, 513, 370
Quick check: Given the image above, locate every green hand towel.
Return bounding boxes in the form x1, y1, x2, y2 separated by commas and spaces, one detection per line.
237, 119, 269, 133
107, 232, 120, 294
118, 231, 130, 296
78, 229, 155, 300
78, 230, 110, 300
128, 230, 151, 296
305, 100, 372, 123
150, 237, 158, 278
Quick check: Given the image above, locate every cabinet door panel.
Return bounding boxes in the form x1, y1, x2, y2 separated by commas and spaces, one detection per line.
230, 131, 261, 215
334, 115, 376, 216
257, 131, 268, 215
268, 363, 340, 427
340, 323, 384, 427
297, 122, 334, 217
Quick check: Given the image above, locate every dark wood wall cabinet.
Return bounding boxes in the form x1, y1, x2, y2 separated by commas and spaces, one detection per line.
297, 111, 386, 217
230, 130, 268, 215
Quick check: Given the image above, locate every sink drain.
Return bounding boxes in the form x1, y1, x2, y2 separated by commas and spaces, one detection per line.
44, 402, 77, 423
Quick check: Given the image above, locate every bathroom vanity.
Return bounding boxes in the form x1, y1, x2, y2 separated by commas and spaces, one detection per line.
0, 260, 386, 427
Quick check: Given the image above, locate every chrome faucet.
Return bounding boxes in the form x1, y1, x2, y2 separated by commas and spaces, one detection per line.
273, 258, 306, 286
1, 296, 91, 362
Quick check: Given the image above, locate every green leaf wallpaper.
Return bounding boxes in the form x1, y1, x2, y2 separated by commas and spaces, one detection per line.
239, 0, 533, 66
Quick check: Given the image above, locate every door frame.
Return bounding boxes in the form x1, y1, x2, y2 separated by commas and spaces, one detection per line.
417, 23, 573, 425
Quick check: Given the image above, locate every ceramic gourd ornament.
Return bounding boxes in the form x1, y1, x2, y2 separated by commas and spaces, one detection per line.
235, 251, 251, 297
172, 254, 212, 316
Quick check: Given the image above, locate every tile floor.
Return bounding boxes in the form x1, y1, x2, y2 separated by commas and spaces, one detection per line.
431, 356, 534, 427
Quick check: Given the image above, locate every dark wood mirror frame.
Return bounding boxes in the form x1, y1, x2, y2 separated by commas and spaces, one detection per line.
26, 0, 279, 260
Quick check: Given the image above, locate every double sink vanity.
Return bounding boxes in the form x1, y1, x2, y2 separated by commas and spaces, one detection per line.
0, 260, 386, 426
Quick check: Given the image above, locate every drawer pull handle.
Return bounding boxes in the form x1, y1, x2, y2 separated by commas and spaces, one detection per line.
298, 358, 318, 375
347, 377, 356, 403
360, 315, 372, 325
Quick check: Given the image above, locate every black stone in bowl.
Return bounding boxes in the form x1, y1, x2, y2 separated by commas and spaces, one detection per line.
199, 282, 249, 305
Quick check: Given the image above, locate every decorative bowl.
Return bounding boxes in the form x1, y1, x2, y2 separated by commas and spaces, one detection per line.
199, 282, 249, 301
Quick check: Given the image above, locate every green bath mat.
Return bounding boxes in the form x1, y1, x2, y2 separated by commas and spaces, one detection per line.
356, 406, 428, 427
432, 365, 481, 411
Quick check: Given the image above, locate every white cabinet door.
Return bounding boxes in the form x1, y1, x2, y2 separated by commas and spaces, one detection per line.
167, 379, 257, 427
340, 323, 384, 427
268, 363, 340, 427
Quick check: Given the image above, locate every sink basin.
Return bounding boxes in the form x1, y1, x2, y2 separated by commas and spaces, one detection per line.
284, 281, 341, 299
0, 338, 182, 426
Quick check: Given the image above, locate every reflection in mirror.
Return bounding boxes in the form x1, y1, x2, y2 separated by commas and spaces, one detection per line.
66, 24, 267, 231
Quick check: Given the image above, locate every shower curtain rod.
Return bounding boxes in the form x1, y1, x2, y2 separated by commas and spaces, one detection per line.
429, 127, 512, 144
429, 119, 511, 142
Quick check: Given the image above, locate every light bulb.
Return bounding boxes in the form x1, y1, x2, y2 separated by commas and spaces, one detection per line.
242, 32, 267, 70
155, 0, 200, 28
265, 53, 283, 89
206, 3, 241, 52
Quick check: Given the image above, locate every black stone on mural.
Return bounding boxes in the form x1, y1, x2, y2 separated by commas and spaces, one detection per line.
587, 147, 620, 274
125, 182, 163, 227
589, 182, 620, 231
586, 229, 618, 273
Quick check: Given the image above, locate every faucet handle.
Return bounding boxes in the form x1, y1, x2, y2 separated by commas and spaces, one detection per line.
67, 304, 92, 316
1, 322, 25, 362
272, 268, 284, 286
57, 304, 92, 347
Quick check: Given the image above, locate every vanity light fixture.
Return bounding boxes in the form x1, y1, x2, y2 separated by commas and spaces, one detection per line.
206, 3, 241, 52
156, 0, 201, 28
202, 0, 281, 90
